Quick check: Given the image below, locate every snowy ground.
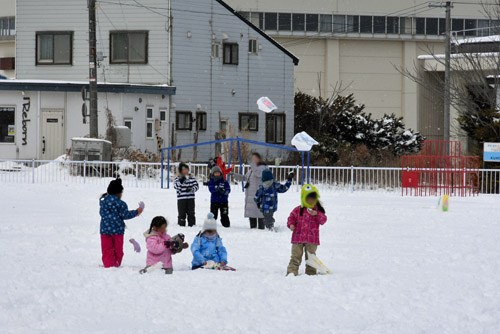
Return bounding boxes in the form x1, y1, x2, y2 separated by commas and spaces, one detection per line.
1, 183, 499, 334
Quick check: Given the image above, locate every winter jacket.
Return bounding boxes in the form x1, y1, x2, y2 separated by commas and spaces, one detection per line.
174, 175, 199, 200
144, 230, 173, 269
191, 233, 228, 267
254, 180, 292, 214
233, 162, 267, 218
208, 176, 231, 203
287, 205, 327, 245
99, 194, 138, 235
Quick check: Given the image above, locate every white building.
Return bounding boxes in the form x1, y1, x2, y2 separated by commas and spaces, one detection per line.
226, 0, 492, 141
0, 0, 297, 161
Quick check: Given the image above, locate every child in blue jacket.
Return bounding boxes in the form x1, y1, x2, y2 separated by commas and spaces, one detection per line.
99, 178, 144, 268
254, 169, 294, 230
208, 165, 231, 228
191, 213, 228, 269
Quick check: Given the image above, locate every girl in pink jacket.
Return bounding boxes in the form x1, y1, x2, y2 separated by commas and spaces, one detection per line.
140, 216, 188, 275
286, 184, 327, 276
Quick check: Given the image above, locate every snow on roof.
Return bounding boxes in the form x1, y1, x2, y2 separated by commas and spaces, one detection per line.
453, 35, 500, 45
418, 52, 500, 60
71, 137, 112, 144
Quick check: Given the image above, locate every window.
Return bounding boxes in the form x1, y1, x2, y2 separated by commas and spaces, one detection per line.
146, 122, 153, 138
110, 31, 148, 64
248, 39, 258, 54
374, 16, 386, 33
124, 119, 132, 129
400, 17, 412, 34
360, 16, 373, 33
416, 18, 425, 35
223, 43, 239, 65
265, 13, 278, 30
220, 119, 227, 132
347, 15, 359, 33
478, 20, 490, 36
160, 110, 167, 122
266, 114, 285, 144
239, 113, 258, 131
292, 14, 305, 31
146, 107, 153, 120
36, 32, 72, 65
196, 112, 207, 131
333, 15, 346, 33
279, 13, 292, 31
0, 17, 15, 37
465, 19, 477, 36
320, 15, 332, 32
212, 43, 220, 58
248, 13, 263, 29
306, 14, 319, 32
452, 19, 465, 37
0, 106, 15, 143
387, 17, 399, 34
176, 111, 192, 130
426, 18, 438, 35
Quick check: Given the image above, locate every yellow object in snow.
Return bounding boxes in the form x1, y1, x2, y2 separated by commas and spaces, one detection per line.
438, 195, 449, 212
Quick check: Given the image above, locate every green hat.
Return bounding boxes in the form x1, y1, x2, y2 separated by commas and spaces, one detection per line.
301, 184, 320, 208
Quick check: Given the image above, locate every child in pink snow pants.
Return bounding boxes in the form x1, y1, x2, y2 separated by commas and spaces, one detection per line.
287, 184, 327, 276
99, 178, 144, 268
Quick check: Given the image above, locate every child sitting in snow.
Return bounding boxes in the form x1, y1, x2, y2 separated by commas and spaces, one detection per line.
99, 178, 144, 268
141, 216, 189, 274
254, 168, 294, 230
191, 213, 228, 270
286, 184, 327, 276
208, 166, 231, 228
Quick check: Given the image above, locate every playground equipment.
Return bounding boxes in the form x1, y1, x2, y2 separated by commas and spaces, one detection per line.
402, 140, 479, 196
160, 138, 312, 189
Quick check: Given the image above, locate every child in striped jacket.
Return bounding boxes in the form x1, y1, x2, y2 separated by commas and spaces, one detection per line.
174, 163, 199, 227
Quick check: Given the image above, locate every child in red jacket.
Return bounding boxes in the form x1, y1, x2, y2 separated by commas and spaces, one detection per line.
286, 184, 327, 276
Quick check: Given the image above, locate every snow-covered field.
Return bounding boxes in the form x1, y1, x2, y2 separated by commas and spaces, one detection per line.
1, 183, 499, 333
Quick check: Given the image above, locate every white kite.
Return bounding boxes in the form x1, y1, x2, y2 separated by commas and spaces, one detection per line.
291, 131, 319, 151
257, 97, 278, 113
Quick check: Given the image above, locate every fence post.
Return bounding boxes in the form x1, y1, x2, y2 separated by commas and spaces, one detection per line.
83, 160, 87, 184
32, 159, 35, 184
136, 161, 139, 188
350, 166, 354, 192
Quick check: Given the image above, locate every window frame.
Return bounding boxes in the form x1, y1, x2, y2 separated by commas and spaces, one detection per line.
196, 111, 207, 131
109, 30, 149, 64
223, 43, 239, 65
239, 113, 259, 132
146, 121, 153, 139
176, 111, 192, 131
211, 42, 221, 58
124, 118, 133, 130
159, 109, 167, 122
265, 113, 286, 144
146, 107, 154, 120
35, 31, 73, 65
248, 38, 258, 55
0, 105, 15, 144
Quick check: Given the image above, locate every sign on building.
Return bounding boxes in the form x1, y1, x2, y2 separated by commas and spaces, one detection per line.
483, 142, 500, 161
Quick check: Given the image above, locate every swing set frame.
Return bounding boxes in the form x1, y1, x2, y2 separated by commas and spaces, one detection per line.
160, 137, 312, 190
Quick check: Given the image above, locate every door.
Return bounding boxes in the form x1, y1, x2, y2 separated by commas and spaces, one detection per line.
41, 110, 65, 160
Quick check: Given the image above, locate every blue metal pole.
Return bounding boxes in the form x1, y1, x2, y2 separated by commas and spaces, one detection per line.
237, 139, 244, 192
167, 149, 171, 189
307, 151, 310, 184
301, 151, 305, 186
161, 149, 164, 189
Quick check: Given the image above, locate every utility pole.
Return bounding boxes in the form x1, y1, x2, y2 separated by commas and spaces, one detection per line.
88, 0, 98, 138
429, 1, 453, 143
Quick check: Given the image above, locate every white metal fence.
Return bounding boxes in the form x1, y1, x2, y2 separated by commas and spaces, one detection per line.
1, 159, 499, 194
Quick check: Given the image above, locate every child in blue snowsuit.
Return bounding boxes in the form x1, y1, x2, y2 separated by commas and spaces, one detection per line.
254, 169, 294, 230
208, 165, 231, 228
191, 213, 228, 269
